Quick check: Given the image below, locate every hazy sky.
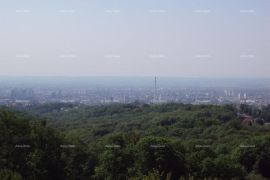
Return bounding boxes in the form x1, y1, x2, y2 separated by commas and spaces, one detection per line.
0, 0, 269, 77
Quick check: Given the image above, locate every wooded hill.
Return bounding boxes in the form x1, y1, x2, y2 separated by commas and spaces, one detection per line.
1, 103, 270, 179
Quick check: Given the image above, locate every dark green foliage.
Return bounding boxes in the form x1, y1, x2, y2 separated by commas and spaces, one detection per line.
0, 109, 96, 180
1, 103, 270, 179
236, 137, 270, 178
135, 137, 187, 180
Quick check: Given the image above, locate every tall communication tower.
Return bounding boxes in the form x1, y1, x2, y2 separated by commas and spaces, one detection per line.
154, 76, 157, 101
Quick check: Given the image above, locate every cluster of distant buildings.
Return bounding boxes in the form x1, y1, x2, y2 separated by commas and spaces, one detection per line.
0, 85, 270, 108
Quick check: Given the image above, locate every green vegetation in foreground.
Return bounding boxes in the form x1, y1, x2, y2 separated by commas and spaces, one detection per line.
1, 103, 270, 179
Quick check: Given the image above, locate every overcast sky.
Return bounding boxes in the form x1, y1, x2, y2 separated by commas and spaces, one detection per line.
0, 0, 269, 77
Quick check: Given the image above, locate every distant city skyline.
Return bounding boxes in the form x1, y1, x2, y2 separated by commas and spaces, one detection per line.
0, 0, 269, 77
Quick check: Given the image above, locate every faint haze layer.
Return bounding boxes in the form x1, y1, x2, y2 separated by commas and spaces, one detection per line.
0, 77, 270, 89
0, 0, 269, 77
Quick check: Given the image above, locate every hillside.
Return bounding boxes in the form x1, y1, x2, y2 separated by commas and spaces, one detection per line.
1, 103, 270, 179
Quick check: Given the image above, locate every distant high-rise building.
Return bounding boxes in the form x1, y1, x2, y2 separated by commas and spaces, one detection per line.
58, 89, 62, 97
244, 93, 247, 100
224, 89, 228, 96
11, 88, 34, 100
238, 93, 241, 101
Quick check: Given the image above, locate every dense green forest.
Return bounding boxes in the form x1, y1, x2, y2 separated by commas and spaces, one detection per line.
1, 103, 270, 179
